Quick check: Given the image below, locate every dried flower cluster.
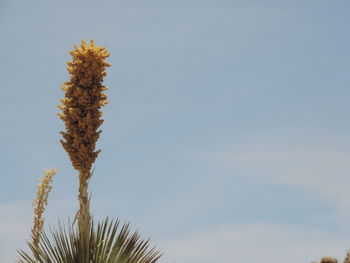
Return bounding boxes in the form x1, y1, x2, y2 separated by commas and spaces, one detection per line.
58, 40, 110, 176
57, 40, 110, 236
31, 168, 58, 260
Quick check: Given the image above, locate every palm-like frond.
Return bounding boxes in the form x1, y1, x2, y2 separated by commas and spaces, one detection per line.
17, 218, 161, 263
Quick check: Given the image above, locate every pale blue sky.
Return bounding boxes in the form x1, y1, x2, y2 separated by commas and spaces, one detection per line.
1, 1, 350, 262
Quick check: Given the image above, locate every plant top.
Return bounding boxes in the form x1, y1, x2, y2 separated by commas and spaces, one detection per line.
58, 40, 111, 177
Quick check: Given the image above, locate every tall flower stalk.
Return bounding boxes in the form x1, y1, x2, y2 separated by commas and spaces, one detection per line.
57, 40, 110, 237
18, 40, 161, 263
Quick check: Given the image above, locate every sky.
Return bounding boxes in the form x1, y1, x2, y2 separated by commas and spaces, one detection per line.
1, 0, 350, 262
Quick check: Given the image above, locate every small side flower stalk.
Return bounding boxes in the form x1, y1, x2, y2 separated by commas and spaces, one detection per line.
57, 40, 110, 237
31, 168, 58, 261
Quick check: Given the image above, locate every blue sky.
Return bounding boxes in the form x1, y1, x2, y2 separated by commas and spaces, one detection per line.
1, 0, 350, 262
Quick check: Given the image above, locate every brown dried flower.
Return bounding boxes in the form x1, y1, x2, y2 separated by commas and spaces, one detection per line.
58, 40, 110, 176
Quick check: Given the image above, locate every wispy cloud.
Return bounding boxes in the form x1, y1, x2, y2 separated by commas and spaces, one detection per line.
158, 222, 350, 263
204, 146, 350, 224
149, 146, 350, 262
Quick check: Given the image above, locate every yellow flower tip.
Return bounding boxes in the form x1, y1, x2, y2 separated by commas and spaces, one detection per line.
44, 168, 59, 176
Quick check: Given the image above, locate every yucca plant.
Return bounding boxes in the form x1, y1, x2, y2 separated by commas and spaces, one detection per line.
17, 40, 161, 263
18, 218, 160, 263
